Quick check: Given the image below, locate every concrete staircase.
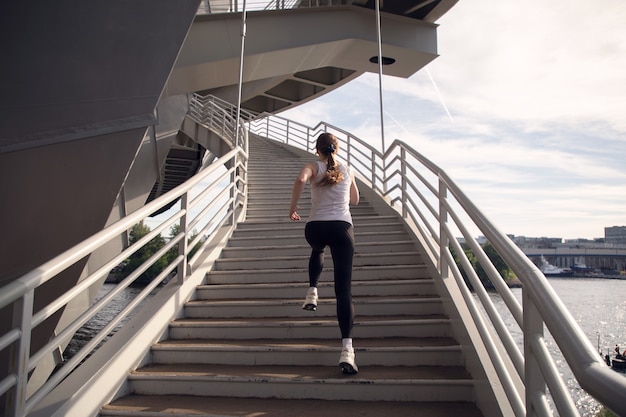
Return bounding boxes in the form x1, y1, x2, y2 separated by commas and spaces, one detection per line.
100, 136, 484, 416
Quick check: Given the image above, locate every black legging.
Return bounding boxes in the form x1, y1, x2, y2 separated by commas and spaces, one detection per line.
304, 221, 355, 339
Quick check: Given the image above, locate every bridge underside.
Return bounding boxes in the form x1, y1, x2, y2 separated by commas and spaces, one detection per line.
168, 4, 445, 114
0, 0, 457, 404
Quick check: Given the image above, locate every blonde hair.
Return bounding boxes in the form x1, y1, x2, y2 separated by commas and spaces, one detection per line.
315, 133, 343, 187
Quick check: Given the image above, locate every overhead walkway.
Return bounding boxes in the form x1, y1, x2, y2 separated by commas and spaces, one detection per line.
167, 1, 452, 113
122, 0, 455, 242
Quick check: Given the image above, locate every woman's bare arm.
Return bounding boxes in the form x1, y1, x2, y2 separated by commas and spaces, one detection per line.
349, 172, 359, 205
290, 163, 315, 220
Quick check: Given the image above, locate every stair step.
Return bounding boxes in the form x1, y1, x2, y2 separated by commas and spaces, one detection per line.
227, 230, 415, 246
206, 264, 430, 284
220, 240, 417, 257
196, 279, 436, 299
212, 251, 420, 271
245, 201, 374, 209
231, 220, 406, 237
168, 315, 452, 339
244, 207, 378, 219
236, 214, 402, 228
101, 395, 484, 417
127, 364, 475, 402
184, 294, 442, 318
150, 337, 462, 366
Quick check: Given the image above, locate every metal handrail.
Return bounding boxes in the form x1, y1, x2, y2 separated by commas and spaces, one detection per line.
2, 94, 624, 416
246, 106, 626, 416
0, 106, 248, 416
196, 0, 351, 15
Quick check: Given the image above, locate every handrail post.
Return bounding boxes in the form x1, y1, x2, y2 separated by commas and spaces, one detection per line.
346, 135, 352, 167
177, 193, 189, 284
370, 151, 372, 190
230, 154, 238, 227
524, 288, 547, 417
307, 127, 311, 152
400, 147, 407, 217
381, 149, 387, 195
438, 177, 449, 278
10, 291, 34, 417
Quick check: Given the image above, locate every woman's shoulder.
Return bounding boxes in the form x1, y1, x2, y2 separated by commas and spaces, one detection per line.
306, 161, 321, 177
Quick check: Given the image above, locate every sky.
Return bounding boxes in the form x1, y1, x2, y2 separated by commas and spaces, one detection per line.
282, 0, 626, 240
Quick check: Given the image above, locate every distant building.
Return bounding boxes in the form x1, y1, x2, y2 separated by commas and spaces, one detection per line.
605, 226, 626, 245
510, 235, 562, 248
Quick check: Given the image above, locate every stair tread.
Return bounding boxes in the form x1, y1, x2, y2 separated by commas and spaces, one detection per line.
238, 214, 399, 223
171, 314, 449, 325
132, 363, 472, 381
215, 251, 420, 261
154, 337, 459, 349
198, 278, 433, 289
228, 230, 408, 238
186, 294, 440, 305
208, 263, 426, 273
103, 394, 484, 417
223, 240, 413, 248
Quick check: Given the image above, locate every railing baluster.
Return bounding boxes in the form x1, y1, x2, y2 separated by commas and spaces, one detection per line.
523, 290, 551, 417
3, 93, 624, 416
177, 193, 189, 284
11, 291, 33, 417
438, 178, 449, 277
400, 147, 407, 218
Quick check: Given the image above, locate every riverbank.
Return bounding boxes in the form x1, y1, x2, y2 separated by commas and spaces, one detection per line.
506, 278, 522, 288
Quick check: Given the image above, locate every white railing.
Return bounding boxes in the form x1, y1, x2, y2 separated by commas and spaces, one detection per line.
196, 0, 350, 15
0, 101, 248, 416
189, 94, 256, 147
246, 108, 626, 417
2, 94, 624, 417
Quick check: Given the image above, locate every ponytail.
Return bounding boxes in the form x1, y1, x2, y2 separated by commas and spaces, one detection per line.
315, 133, 344, 187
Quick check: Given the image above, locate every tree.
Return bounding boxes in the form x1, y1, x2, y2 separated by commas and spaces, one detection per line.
451, 241, 515, 290
166, 224, 203, 262
596, 408, 618, 417
120, 223, 168, 284
476, 242, 515, 286
119, 222, 206, 286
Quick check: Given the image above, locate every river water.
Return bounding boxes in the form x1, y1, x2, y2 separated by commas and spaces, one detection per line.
69, 278, 625, 415
488, 277, 626, 416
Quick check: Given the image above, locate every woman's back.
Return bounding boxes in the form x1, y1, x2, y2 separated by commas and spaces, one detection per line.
308, 161, 352, 224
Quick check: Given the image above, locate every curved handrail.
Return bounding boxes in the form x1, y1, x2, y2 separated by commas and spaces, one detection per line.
196, 0, 352, 15
408, 142, 626, 415
0, 109, 249, 415
245, 105, 626, 417
2, 94, 624, 417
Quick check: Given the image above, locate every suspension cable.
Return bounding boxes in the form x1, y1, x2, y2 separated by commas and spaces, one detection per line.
235, 0, 247, 149
375, 0, 386, 154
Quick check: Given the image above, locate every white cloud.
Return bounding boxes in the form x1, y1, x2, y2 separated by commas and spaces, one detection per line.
432, 0, 626, 130
281, 0, 626, 239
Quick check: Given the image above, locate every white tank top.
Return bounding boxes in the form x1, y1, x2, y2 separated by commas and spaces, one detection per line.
307, 161, 353, 225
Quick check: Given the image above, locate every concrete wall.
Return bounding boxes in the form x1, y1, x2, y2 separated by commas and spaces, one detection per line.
0, 0, 200, 403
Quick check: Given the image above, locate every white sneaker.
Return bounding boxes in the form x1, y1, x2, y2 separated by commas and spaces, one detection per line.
339, 348, 358, 374
302, 292, 318, 311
